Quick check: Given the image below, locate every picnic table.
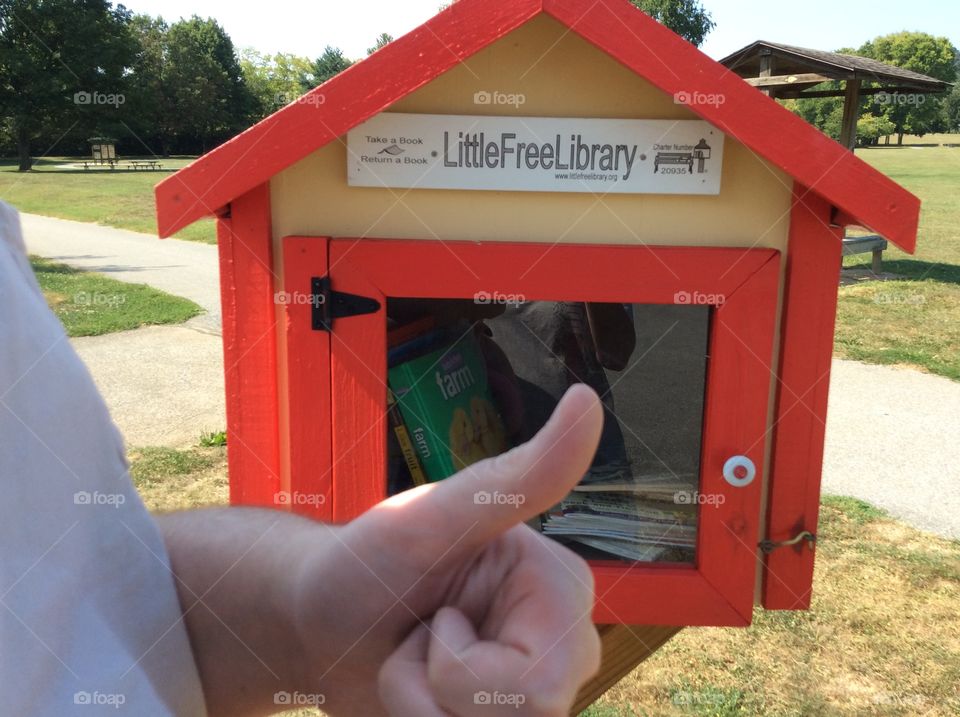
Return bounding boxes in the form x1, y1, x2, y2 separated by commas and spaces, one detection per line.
128, 160, 163, 171
81, 159, 117, 170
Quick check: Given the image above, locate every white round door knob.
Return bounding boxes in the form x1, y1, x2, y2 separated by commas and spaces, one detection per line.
723, 455, 756, 487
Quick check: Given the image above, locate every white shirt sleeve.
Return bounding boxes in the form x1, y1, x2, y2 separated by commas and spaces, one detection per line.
0, 201, 207, 716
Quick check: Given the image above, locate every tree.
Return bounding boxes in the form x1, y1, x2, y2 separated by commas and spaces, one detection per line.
784, 91, 844, 141
857, 32, 957, 144
164, 16, 254, 152
628, 0, 714, 47
943, 83, 960, 132
943, 55, 960, 132
241, 48, 314, 118
300, 45, 352, 91
124, 14, 173, 155
856, 112, 896, 146
367, 33, 394, 56
0, 0, 136, 170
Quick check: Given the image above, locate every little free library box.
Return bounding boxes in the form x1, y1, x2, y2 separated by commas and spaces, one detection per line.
155, 0, 920, 701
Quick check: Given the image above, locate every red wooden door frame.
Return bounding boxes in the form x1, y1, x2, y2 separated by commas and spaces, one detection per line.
283, 237, 333, 520
284, 237, 781, 626
217, 184, 282, 508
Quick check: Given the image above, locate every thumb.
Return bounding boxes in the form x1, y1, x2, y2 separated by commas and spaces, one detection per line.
369, 384, 603, 554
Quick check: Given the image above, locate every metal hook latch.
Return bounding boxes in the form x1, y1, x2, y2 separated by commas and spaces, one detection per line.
759, 530, 816, 554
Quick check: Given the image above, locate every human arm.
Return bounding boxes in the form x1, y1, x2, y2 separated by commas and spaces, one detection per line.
158, 384, 604, 716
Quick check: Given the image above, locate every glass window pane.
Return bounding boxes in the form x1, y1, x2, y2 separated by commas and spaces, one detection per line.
384, 298, 708, 565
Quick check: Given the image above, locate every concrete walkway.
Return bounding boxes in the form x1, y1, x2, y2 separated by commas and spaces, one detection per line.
823, 360, 960, 540
72, 326, 225, 448
20, 213, 960, 539
22, 213, 226, 447
21, 213, 222, 334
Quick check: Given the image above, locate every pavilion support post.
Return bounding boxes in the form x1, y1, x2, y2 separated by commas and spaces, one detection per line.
839, 79, 862, 150
758, 51, 775, 97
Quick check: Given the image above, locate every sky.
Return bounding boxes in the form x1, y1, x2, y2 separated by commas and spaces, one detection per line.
121, 0, 959, 61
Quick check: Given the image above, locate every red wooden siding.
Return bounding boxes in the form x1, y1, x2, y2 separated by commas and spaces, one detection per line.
762, 185, 843, 609
217, 184, 282, 506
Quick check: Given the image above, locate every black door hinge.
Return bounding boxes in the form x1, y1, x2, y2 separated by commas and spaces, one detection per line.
311, 276, 381, 331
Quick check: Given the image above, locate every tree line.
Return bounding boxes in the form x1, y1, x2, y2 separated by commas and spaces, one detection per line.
2, 0, 955, 171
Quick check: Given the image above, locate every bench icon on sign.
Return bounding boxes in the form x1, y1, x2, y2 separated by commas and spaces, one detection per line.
654, 151, 694, 174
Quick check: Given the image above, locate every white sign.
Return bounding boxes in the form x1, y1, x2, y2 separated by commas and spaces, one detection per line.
347, 113, 723, 195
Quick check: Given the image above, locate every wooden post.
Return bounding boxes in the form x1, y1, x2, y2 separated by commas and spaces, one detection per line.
838, 79, 862, 150
872, 247, 883, 275
571, 625, 681, 714
758, 51, 775, 97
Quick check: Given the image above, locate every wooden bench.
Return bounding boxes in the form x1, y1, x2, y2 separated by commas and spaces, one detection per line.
842, 234, 887, 274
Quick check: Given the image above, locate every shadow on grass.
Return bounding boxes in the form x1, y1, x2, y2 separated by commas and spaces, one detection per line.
844, 259, 960, 285
29, 256, 78, 275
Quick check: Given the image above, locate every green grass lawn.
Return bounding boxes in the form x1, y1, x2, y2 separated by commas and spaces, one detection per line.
838, 143, 960, 380
32, 255, 202, 336
0, 156, 215, 243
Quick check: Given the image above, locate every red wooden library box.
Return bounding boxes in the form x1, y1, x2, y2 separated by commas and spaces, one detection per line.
155, 0, 920, 627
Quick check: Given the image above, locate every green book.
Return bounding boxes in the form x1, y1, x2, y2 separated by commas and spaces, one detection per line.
388, 330, 509, 481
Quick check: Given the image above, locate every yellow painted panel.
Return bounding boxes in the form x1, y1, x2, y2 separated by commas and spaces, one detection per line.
270, 14, 792, 250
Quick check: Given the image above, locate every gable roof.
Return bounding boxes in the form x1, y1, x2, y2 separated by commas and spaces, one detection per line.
155, 0, 920, 253
721, 41, 952, 93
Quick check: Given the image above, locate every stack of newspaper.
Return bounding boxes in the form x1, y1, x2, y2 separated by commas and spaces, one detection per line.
542, 468, 697, 562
